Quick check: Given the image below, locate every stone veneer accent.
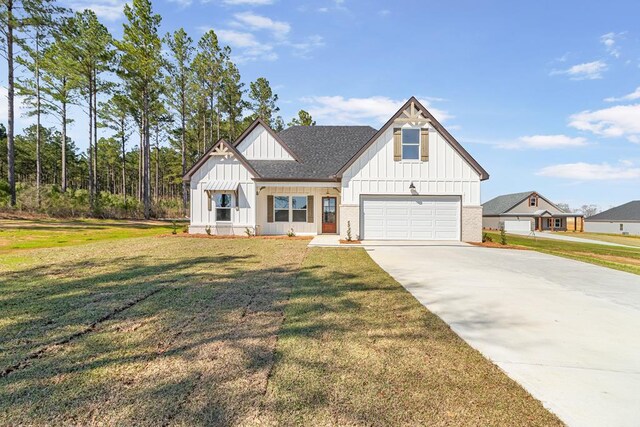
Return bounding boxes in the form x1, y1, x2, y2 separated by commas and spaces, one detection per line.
461, 205, 483, 242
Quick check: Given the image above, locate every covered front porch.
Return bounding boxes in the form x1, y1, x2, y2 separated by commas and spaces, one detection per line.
534, 211, 584, 232
255, 181, 341, 236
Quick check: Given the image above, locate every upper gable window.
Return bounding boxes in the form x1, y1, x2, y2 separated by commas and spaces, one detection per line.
402, 129, 420, 160
529, 195, 538, 207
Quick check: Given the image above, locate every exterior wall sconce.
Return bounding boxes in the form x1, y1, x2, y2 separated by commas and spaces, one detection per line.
409, 182, 416, 190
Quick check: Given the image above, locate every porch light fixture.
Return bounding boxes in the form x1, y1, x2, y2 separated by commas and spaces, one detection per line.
409, 182, 416, 190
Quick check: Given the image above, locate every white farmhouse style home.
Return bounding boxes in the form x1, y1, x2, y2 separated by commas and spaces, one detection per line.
183, 97, 489, 242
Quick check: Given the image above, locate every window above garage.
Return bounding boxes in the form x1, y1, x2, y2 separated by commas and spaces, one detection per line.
401, 128, 420, 160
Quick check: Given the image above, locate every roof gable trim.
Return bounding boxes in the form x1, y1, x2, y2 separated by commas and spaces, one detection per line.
232, 117, 302, 162
182, 139, 261, 182
334, 97, 489, 180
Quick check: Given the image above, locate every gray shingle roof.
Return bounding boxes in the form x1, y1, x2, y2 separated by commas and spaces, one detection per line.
482, 191, 535, 215
586, 200, 640, 221
247, 125, 377, 180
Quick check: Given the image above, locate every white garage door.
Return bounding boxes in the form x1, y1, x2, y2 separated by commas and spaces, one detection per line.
504, 220, 531, 233
361, 196, 460, 240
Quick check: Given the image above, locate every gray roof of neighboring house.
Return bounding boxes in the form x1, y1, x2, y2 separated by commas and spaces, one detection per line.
248, 125, 378, 180
482, 191, 536, 215
586, 200, 640, 222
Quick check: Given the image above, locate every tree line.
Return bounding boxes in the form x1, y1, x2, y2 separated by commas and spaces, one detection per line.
0, 0, 315, 218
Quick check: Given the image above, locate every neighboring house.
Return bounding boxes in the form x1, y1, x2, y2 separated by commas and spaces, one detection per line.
482, 191, 584, 232
183, 97, 489, 242
585, 201, 640, 235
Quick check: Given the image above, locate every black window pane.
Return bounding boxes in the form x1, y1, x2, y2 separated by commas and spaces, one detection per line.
216, 208, 231, 221
275, 209, 289, 222
292, 210, 306, 222
402, 129, 420, 144
402, 145, 419, 160
274, 196, 289, 209
216, 193, 232, 207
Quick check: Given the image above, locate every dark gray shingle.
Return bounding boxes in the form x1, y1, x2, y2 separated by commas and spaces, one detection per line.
247, 125, 377, 180
482, 191, 535, 215
586, 200, 640, 221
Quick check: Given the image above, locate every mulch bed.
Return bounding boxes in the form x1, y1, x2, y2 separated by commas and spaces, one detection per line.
469, 241, 529, 250
167, 233, 313, 241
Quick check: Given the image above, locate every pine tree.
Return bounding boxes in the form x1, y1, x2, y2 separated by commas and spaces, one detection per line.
164, 28, 193, 215
219, 60, 247, 140
64, 10, 114, 208
99, 93, 132, 201
248, 77, 279, 125
288, 109, 316, 126
116, 0, 162, 219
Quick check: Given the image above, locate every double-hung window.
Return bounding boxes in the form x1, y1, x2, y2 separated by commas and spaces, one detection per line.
274, 196, 290, 222
402, 128, 420, 160
291, 196, 307, 222
554, 218, 562, 228
215, 193, 232, 221
273, 196, 308, 222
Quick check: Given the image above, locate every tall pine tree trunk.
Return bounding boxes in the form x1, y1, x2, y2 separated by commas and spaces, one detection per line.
35, 36, 41, 207
138, 125, 143, 201
88, 78, 94, 209
154, 125, 159, 201
181, 101, 187, 216
92, 71, 98, 196
7, 0, 16, 206
61, 95, 67, 192
121, 117, 126, 202
143, 92, 151, 219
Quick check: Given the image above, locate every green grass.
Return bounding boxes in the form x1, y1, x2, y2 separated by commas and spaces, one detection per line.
554, 231, 640, 247
0, 224, 560, 425
486, 231, 640, 275
0, 219, 177, 254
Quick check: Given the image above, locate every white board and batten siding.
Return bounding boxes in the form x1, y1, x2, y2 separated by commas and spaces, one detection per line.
236, 124, 294, 160
189, 155, 256, 227
341, 125, 481, 206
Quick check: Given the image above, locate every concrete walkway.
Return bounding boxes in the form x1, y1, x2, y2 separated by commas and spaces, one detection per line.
366, 244, 640, 427
509, 231, 637, 248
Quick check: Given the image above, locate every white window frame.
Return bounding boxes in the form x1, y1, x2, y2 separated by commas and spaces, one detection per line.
291, 195, 308, 223
401, 128, 421, 161
215, 193, 233, 222
274, 196, 290, 222
554, 218, 562, 228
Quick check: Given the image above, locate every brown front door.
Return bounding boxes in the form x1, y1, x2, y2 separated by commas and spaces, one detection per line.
322, 197, 337, 234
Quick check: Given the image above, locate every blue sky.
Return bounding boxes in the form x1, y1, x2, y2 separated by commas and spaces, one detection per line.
2, 0, 640, 209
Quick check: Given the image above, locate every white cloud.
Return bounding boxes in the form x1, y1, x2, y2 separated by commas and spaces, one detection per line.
600, 32, 624, 58
537, 162, 640, 181
217, 29, 277, 62
168, 0, 192, 7
317, 7, 328, 12
232, 12, 290, 39
569, 104, 640, 142
378, 9, 390, 16
300, 96, 451, 125
550, 60, 607, 80
604, 86, 640, 102
66, 0, 127, 21
287, 35, 324, 58
500, 134, 588, 150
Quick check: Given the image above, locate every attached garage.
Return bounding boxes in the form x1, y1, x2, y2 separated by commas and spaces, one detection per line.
361, 195, 460, 240
503, 220, 532, 233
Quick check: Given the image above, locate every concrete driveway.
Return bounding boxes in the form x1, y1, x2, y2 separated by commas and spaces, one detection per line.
365, 244, 640, 427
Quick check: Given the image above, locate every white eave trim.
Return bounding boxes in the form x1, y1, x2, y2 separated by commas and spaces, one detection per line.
255, 181, 341, 188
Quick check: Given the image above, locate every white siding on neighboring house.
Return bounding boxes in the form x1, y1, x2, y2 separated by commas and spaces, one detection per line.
236, 124, 294, 160
585, 221, 640, 236
190, 155, 256, 229
341, 125, 481, 206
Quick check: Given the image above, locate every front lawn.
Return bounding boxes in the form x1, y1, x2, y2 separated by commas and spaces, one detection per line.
0, 218, 176, 254
0, 229, 560, 425
484, 231, 640, 275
